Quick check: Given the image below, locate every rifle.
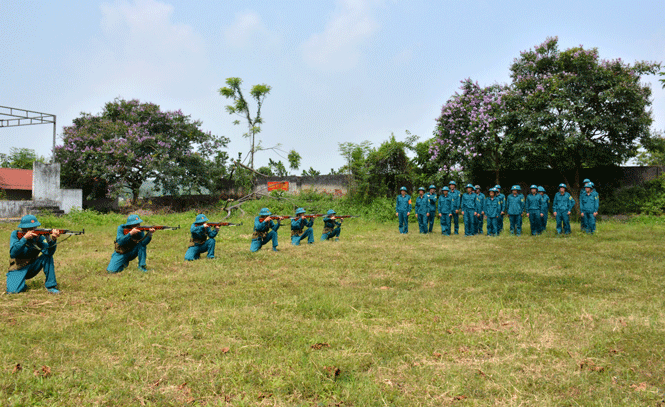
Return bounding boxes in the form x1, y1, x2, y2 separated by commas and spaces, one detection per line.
329, 215, 359, 219
258, 215, 291, 222
16, 228, 85, 239
206, 222, 243, 227
122, 225, 180, 235
300, 214, 324, 219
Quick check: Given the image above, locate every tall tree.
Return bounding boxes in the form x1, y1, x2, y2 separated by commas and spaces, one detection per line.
54, 98, 229, 203
287, 149, 301, 174
0, 147, 46, 169
219, 78, 271, 170
508, 36, 660, 196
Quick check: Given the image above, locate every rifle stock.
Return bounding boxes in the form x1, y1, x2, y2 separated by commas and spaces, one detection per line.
16, 228, 85, 239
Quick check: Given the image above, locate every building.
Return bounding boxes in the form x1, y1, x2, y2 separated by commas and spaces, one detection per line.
0, 168, 33, 200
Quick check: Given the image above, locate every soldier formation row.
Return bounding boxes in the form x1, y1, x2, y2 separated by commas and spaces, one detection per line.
5, 208, 346, 294
395, 179, 599, 236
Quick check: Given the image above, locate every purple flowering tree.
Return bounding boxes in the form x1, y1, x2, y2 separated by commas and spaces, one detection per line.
431, 79, 510, 184
508, 36, 660, 195
54, 98, 229, 203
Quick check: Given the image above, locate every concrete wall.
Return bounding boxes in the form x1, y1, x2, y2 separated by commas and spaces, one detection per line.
33, 162, 61, 205
61, 189, 82, 214
0, 200, 31, 218
255, 175, 350, 196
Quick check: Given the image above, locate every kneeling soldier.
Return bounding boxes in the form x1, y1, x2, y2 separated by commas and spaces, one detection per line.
107, 214, 154, 273
7, 215, 60, 294
321, 209, 342, 241
251, 208, 280, 252
291, 208, 314, 245
185, 213, 219, 261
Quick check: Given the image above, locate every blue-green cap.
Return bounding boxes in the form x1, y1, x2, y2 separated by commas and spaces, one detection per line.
400, 186, 407, 191
18, 214, 41, 228
295, 207, 306, 215
588, 182, 595, 187
124, 214, 143, 227
195, 214, 209, 223
465, 183, 474, 189
537, 186, 545, 192
429, 184, 436, 190
511, 185, 521, 191
495, 184, 502, 189
259, 207, 272, 216
530, 184, 538, 190
448, 181, 456, 185
442, 186, 450, 191
489, 188, 497, 193
583, 178, 591, 183
558, 183, 567, 189
584, 183, 593, 188
418, 187, 425, 191
326, 209, 336, 215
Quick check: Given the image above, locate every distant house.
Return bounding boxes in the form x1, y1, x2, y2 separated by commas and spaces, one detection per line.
0, 168, 32, 200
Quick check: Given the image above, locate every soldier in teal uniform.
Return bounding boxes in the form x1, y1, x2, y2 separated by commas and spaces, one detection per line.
495, 185, 506, 233
6, 215, 60, 294
506, 185, 525, 236
580, 183, 599, 234
251, 208, 280, 252
460, 184, 477, 236
395, 186, 412, 234
538, 186, 550, 232
553, 184, 575, 235
426, 185, 438, 233
525, 185, 543, 235
474, 185, 485, 235
107, 214, 154, 273
448, 181, 461, 234
290, 208, 314, 245
438, 186, 453, 235
579, 179, 599, 232
483, 188, 501, 236
321, 209, 342, 241
185, 213, 219, 261
415, 187, 428, 234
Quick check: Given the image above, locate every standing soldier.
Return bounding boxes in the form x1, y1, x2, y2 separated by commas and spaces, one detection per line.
415, 187, 428, 234
7, 215, 60, 294
290, 208, 315, 245
185, 213, 219, 261
495, 185, 506, 234
525, 185, 544, 235
107, 214, 154, 273
395, 186, 412, 234
426, 185, 438, 233
580, 179, 599, 232
251, 208, 280, 252
553, 184, 575, 235
506, 185, 525, 236
438, 186, 454, 235
484, 188, 501, 236
448, 181, 461, 235
538, 186, 550, 232
321, 209, 342, 241
474, 185, 485, 235
580, 183, 599, 234
460, 184, 477, 236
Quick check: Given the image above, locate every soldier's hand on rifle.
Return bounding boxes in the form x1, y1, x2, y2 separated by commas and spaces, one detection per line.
24, 230, 37, 240
129, 228, 141, 236
51, 230, 60, 240
148, 228, 156, 234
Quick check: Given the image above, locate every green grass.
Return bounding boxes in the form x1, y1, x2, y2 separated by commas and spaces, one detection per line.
1, 210, 665, 406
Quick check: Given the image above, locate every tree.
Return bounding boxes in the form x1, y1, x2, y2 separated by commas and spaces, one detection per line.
268, 158, 288, 177
432, 80, 510, 184
635, 130, 665, 166
508, 37, 660, 197
0, 147, 46, 169
54, 98, 229, 203
287, 150, 301, 174
301, 167, 321, 177
219, 77, 271, 170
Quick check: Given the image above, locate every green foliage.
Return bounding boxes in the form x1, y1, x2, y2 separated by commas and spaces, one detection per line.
598, 175, 665, 215
268, 158, 288, 177
0, 147, 46, 169
635, 130, 665, 166
301, 167, 321, 177
287, 149, 301, 173
0, 189, 7, 200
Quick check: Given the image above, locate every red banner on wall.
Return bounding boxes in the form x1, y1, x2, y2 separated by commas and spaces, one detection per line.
267, 181, 289, 192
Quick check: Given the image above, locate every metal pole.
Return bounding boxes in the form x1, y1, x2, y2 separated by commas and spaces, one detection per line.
52, 115, 56, 163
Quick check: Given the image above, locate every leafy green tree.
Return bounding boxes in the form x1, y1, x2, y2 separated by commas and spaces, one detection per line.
268, 158, 288, 177
54, 98, 229, 203
635, 130, 665, 166
301, 167, 321, 177
287, 150, 301, 174
508, 37, 660, 196
0, 147, 46, 169
219, 77, 271, 170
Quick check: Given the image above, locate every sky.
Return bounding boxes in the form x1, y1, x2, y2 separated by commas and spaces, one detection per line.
1, 0, 664, 174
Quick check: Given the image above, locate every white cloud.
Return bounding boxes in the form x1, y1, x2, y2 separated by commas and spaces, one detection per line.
223, 10, 280, 50
88, 0, 209, 98
302, 0, 382, 72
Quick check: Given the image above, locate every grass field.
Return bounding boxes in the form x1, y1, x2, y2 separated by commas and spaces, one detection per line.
1, 209, 665, 406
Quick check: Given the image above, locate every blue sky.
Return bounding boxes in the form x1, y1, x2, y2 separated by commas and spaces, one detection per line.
1, 0, 664, 173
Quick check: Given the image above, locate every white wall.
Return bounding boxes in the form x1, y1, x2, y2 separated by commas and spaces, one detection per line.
32, 162, 61, 205
60, 189, 82, 214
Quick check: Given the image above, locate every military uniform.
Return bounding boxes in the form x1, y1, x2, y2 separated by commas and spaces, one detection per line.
415, 187, 428, 234
495, 185, 506, 233
321, 209, 342, 241
538, 186, 550, 232
438, 187, 453, 235
448, 182, 461, 234
580, 183, 599, 234
426, 185, 437, 233
251, 208, 280, 252
579, 179, 599, 232
185, 214, 218, 261
553, 184, 575, 235
484, 188, 501, 236
291, 208, 315, 245
526, 185, 543, 235
474, 186, 485, 234
506, 186, 525, 236
6, 215, 59, 294
461, 184, 477, 236
395, 187, 412, 234
107, 214, 152, 273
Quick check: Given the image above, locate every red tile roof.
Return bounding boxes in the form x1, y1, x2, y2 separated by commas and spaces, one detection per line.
0, 168, 33, 190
